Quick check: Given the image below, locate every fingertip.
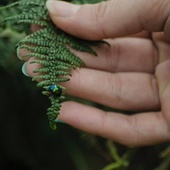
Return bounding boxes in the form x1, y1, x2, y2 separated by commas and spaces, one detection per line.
17, 47, 29, 61
17, 46, 21, 60
46, 0, 80, 18
25, 57, 42, 77
22, 62, 31, 77
59, 101, 81, 122
59, 101, 102, 131
46, 0, 107, 40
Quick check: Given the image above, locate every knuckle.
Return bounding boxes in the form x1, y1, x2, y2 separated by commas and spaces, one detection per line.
107, 73, 122, 107
95, 1, 108, 20
125, 115, 141, 147
141, 0, 170, 31
17, 47, 28, 60
92, 1, 112, 38
106, 40, 121, 72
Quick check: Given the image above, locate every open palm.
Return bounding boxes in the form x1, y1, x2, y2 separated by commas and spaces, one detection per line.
23, 0, 170, 146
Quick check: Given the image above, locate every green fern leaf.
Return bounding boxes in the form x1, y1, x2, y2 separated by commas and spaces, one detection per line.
0, 0, 108, 130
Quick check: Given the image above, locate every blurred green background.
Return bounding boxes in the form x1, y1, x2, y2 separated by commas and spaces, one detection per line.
0, 0, 170, 170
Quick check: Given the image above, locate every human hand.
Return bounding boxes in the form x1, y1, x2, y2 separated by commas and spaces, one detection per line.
22, 0, 170, 146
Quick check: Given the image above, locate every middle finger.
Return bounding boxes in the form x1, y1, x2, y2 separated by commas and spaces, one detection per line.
63, 68, 160, 111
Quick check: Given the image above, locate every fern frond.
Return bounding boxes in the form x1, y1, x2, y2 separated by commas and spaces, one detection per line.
20, 46, 51, 55
47, 96, 62, 130
33, 71, 71, 81
37, 80, 52, 87
18, 20, 48, 27
69, 40, 97, 56
36, 76, 70, 87
4, 13, 42, 24
33, 66, 70, 74
30, 59, 51, 66
0, 2, 19, 10
56, 30, 97, 55
19, 1, 45, 7
0, 0, 108, 130
17, 38, 50, 47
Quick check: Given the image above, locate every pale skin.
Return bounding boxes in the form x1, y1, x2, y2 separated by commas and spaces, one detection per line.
19, 0, 170, 146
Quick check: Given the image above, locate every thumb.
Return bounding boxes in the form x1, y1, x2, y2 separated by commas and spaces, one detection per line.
46, 0, 170, 40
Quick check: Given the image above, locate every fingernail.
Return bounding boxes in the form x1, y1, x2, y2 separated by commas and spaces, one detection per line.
55, 119, 65, 124
46, 0, 80, 17
17, 47, 22, 60
22, 62, 30, 77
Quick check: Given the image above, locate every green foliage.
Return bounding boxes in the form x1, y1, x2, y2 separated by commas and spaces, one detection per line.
0, 0, 107, 130
102, 141, 129, 170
